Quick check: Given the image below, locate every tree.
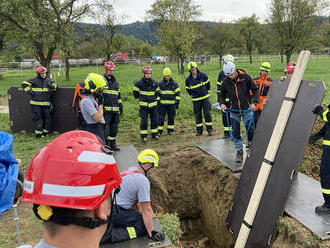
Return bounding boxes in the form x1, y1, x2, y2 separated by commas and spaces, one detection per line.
268, 0, 328, 63
206, 22, 235, 68
236, 15, 261, 64
0, 0, 89, 72
147, 0, 201, 74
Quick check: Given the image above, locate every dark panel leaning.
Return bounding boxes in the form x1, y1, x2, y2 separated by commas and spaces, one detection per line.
8, 87, 78, 133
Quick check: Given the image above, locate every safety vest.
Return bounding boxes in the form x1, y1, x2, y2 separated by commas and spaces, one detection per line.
253, 74, 273, 111
72, 83, 85, 109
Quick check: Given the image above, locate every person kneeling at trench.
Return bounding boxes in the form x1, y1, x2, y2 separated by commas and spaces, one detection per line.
101, 149, 165, 244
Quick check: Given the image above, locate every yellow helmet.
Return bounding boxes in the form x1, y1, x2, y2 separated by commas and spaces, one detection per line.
84, 73, 107, 92
138, 149, 159, 167
260, 62, 271, 72
163, 67, 171, 76
187, 61, 198, 71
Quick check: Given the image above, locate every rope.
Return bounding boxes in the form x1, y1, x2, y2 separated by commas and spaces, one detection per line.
225, 108, 254, 142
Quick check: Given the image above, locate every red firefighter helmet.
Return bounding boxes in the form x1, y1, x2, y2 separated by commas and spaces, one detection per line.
284, 62, 296, 73
104, 61, 116, 71
36, 66, 47, 75
141, 65, 152, 74
20, 130, 122, 210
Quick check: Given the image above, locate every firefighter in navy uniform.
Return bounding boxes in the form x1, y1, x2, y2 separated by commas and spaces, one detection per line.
252, 62, 273, 126
185, 62, 213, 136
217, 54, 236, 138
22, 66, 57, 138
133, 65, 160, 143
158, 68, 180, 136
309, 105, 330, 214
103, 61, 123, 151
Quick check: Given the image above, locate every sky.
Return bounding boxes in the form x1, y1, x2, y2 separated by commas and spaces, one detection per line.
113, 0, 270, 24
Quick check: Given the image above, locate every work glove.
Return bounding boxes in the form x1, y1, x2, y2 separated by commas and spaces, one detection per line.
175, 102, 179, 109
52, 83, 58, 89
119, 106, 123, 115
309, 133, 323, 144
150, 230, 165, 242
312, 105, 323, 115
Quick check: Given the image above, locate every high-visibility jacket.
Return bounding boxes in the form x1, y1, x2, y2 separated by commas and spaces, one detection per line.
72, 82, 85, 109
185, 71, 210, 102
253, 74, 273, 111
103, 74, 122, 113
218, 69, 259, 111
133, 77, 160, 108
158, 78, 180, 105
22, 76, 56, 106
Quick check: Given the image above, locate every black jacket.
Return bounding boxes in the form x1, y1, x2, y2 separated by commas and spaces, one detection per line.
185, 71, 210, 101
218, 69, 258, 111
316, 106, 330, 149
158, 78, 180, 105
22, 76, 56, 106
103, 74, 122, 113
133, 77, 160, 108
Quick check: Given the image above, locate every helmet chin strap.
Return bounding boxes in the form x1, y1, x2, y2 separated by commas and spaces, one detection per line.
138, 162, 154, 176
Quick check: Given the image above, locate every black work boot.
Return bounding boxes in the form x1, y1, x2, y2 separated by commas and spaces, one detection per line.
152, 135, 159, 140
236, 150, 243, 163
110, 140, 120, 151
158, 130, 163, 136
208, 130, 213, 136
315, 204, 330, 215
223, 132, 230, 139
168, 130, 174, 135
141, 137, 147, 143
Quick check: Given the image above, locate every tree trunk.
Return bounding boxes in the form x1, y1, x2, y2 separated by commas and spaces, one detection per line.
177, 59, 180, 74
286, 53, 291, 64
249, 51, 253, 64
219, 54, 222, 69
65, 57, 70, 81
180, 57, 185, 75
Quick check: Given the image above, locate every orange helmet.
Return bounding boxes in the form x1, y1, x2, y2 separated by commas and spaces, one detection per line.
20, 130, 122, 210
36, 66, 47, 75
141, 65, 152, 74
104, 61, 116, 71
284, 62, 296, 73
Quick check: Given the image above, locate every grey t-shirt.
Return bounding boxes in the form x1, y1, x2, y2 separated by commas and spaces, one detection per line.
18, 239, 58, 248
80, 95, 105, 124
117, 166, 150, 209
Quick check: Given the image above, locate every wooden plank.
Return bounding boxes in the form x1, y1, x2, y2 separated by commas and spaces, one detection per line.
196, 139, 247, 172
8, 87, 78, 133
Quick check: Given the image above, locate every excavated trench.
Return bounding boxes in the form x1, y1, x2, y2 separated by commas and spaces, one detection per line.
150, 147, 237, 248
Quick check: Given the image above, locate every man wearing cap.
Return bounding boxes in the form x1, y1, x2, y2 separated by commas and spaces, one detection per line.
252, 62, 273, 126
280, 62, 296, 81
218, 61, 258, 162
80, 73, 107, 144
217, 54, 236, 138
18, 130, 122, 248
158, 67, 180, 136
185, 61, 213, 136
101, 149, 165, 244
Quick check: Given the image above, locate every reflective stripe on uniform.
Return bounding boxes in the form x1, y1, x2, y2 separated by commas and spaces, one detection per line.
118, 99, 123, 103
22, 81, 31, 86
192, 94, 209, 101
196, 123, 203, 127
104, 106, 119, 112
160, 90, 175, 95
140, 130, 148, 134
140, 91, 155, 96
151, 128, 158, 133
322, 188, 330, 195
42, 183, 105, 197
35, 130, 43, 134
174, 88, 181, 93
31, 88, 50, 92
30, 100, 50, 106
103, 90, 119, 95
323, 109, 329, 122
225, 98, 230, 102
189, 79, 210, 90
107, 136, 116, 141
126, 227, 137, 239
216, 81, 222, 86
133, 87, 140, 92
167, 125, 174, 129
205, 122, 213, 126
24, 87, 31, 92
139, 101, 157, 107
323, 140, 330, 146
160, 100, 175, 104
158, 126, 164, 130
175, 96, 181, 100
